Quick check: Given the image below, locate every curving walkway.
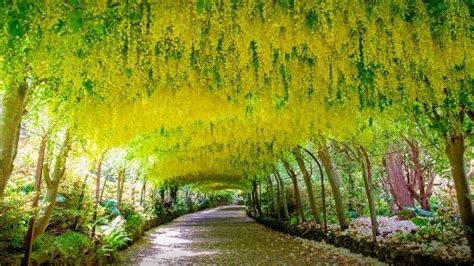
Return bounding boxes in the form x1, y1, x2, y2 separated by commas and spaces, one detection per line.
122, 205, 383, 265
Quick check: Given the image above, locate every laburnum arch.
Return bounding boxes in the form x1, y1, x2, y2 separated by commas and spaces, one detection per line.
0, 0, 472, 248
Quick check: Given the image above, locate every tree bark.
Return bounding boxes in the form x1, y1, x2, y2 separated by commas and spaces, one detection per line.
304, 148, 327, 231
283, 161, 305, 223
22, 135, 46, 266
248, 191, 256, 216
348, 172, 355, 213
445, 134, 474, 256
117, 168, 125, 208
140, 179, 147, 207
318, 146, 348, 230
91, 155, 103, 239
99, 172, 110, 203
384, 145, 414, 210
0, 83, 27, 199
131, 174, 139, 205
294, 148, 321, 224
267, 175, 280, 219
252, 180, 262, 215
33, 129, 71, 241
274, 171, 289, 220
407, 139, 431, 210
169, 184, 177, 205
358, 145, 379, 243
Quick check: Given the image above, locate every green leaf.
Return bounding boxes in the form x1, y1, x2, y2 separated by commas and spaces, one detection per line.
411, 216, 429, 227
305, 10, 318, 29
70, 10, 83, 32
197, 0, 212, 15
56, 194, 66, 203
8, 17, 23, 37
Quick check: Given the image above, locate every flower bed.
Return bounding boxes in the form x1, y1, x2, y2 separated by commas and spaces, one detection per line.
253, 214, 472, 265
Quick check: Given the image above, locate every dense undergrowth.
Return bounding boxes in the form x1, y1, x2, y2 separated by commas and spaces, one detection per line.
251, 209, 472, 265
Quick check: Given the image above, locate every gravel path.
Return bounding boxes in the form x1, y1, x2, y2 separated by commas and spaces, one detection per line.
122, 205, 383, 265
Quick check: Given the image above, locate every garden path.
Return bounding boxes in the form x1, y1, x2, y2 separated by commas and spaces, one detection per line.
122, 205, 383, 265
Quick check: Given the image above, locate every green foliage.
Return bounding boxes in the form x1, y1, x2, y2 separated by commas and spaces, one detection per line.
32, 232, 92, 263
102, 199, 120, 215
98, 216, 131, 257
0, 193, 31, 255
101, 228, 130, 253
394, 213, 466, 245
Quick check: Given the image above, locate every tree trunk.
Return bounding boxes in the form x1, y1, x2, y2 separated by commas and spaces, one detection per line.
99, 172, 109, 203
267, 175, 280, 219
318, 146, 348, 230
445, 134, 474, 257
252, 180, 262, 215
358, 145, 379, 243
33, 129, 71, 241
169, 185, 177, 205
264, 178, 271, 215
274, 171, 289, 220
283, 161, 305, 223
91, 157, 103, 239
248, 192, 255, 215
407, 140, 431, 210
22, 135, 46, 266
294, 148, 321, 224
0, 84, 27, 199
384, 145, 414, 210
117, 169, 125, 208
348, 172, 355, 213
305, 148, 327, 231
140, 179, 147, 207
159, 186, 165, 202
131, 175, 139, 205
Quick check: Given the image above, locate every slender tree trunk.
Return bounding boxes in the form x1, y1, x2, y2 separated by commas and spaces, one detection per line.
274, 171, 289, 220
22, 136, 46, 266
283, 161, 305, 223
0, 83, 27, 199
318, 146, 348, 230
408, 140, 431, 210
152, 187, 158, 205
272, 174, 282, 220
358, 145, 379, 243
91, 157, 103, 238
159, 186, 165, 202
348, 173, 355, 212
294, 148, 321, 224
33, 129, 71, 240
131, 175, 139, 205
248, 192, 255, 215
264, 178, 271, 215
384, 145, 414, 210
267, 175, 280, 219
305, 149, 327, 231
117, 169, 125, 208
169, 185, 177, 205
140, 179, 147, 207
99, 172, 110, 203
252, 180, 262, 215
445, 134, 474, 257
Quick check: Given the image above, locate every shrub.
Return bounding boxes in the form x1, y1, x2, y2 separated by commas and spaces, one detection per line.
98, 216, 131, 257
32, 232, 92, 263
0, 192, 32, 255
